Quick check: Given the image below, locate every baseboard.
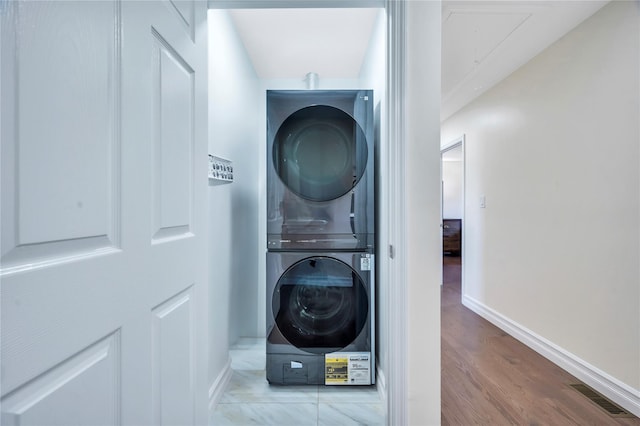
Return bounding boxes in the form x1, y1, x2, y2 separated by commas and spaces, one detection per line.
462, 294, 640, 418
376, 363, 387, 404
208, 358, 233, 413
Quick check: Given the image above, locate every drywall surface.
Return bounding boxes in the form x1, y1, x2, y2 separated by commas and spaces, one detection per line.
208, 9, 260, 385
404, 1, 442, 424
442, 0, 639, 392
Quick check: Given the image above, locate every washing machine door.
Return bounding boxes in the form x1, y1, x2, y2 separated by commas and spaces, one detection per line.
273, 105, 368, 202
273, 256, 369, 354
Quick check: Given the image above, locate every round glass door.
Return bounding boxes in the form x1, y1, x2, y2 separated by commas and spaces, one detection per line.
273, 256, 369, 353
273, 105, 368, 202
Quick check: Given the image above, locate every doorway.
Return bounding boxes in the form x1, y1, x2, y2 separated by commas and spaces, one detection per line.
441, 136, 464, 294
207, 4, 388, 424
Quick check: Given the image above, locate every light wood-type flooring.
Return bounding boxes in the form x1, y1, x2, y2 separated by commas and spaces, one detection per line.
441, 255, 640, 425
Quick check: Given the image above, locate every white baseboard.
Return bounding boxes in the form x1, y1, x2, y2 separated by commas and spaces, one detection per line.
208, 358, 233, 413
462, 294, 640, 418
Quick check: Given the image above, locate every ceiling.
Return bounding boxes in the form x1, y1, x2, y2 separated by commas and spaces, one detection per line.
227, 1, 609, 120
440, 0, 608, 120
229, 8, 379, 80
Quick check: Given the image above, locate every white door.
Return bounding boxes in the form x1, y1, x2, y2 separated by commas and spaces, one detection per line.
1, 1, 209, 425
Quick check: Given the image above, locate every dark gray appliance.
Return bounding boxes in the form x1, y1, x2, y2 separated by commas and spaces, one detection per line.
266, 251, 375, 385
266, 90, 374, 251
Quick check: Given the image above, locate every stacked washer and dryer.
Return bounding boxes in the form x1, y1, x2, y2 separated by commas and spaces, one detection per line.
266, 90, 376, 386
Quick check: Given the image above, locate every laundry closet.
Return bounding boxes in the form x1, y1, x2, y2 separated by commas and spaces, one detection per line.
206, 5, 388, 395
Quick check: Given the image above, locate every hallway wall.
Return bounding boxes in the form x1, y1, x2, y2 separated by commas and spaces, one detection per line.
441, 0, 639, 413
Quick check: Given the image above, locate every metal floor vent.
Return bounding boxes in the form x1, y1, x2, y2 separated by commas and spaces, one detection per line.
569, 383, 635, 418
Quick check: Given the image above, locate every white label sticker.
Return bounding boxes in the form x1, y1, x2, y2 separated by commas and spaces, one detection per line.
360, 256, 371, 271
290, 361, 303, 369
347, 353, 371, 385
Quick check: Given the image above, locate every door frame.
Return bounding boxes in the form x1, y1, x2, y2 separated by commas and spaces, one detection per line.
384, 0, 406, 424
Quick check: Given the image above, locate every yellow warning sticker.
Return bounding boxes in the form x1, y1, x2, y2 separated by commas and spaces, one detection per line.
325, 356, 349, 384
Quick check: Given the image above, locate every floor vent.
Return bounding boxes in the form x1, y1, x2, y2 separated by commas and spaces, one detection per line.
569, 383, 635, 418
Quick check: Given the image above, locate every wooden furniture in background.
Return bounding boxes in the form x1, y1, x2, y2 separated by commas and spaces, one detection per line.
443, 218, 461, 255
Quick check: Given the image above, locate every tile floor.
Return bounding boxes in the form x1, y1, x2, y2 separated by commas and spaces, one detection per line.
210, 338, 385, 426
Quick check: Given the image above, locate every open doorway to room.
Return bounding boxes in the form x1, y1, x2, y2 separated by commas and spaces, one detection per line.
440, 136, 464, 294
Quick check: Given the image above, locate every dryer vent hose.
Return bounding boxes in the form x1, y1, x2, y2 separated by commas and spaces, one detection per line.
304, 72, 319, 90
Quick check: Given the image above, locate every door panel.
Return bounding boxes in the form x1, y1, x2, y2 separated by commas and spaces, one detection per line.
152, 287, 195, 426
1, 332, 121, 426
151, 29, 194, 241
166, 0, 195, 41
1, 1, 209, 424
1, 0, 120, 272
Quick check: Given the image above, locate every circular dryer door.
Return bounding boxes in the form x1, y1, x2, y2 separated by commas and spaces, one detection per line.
273, 256, 369, 354
273, 105, 368, 202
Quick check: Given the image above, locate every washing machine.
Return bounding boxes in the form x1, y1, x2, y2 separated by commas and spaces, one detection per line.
266, 90, 374, 251
266, 251, 375, 385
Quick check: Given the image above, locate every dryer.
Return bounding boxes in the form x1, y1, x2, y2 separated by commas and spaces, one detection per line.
267, 90, 374, 251
266, 251, 375, 385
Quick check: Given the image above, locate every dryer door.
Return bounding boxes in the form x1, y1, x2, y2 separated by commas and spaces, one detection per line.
273, 256, 369, 354
273, 105, 368, 202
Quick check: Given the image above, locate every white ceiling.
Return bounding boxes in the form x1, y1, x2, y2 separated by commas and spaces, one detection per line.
440, 0, 608, 120
229, 8, 379, 79
227, 1, 609, 120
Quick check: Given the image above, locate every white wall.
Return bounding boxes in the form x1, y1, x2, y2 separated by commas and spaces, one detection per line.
442, 159, 463, 219
442, 0, 640, 413
207, 9, 260, 390
404, 1, 442, 423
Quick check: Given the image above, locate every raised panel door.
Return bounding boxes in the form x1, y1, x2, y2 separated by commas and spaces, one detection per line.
0, 1, 209, 424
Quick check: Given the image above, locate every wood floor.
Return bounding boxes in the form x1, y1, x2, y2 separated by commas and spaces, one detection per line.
441, 255, 640, 425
